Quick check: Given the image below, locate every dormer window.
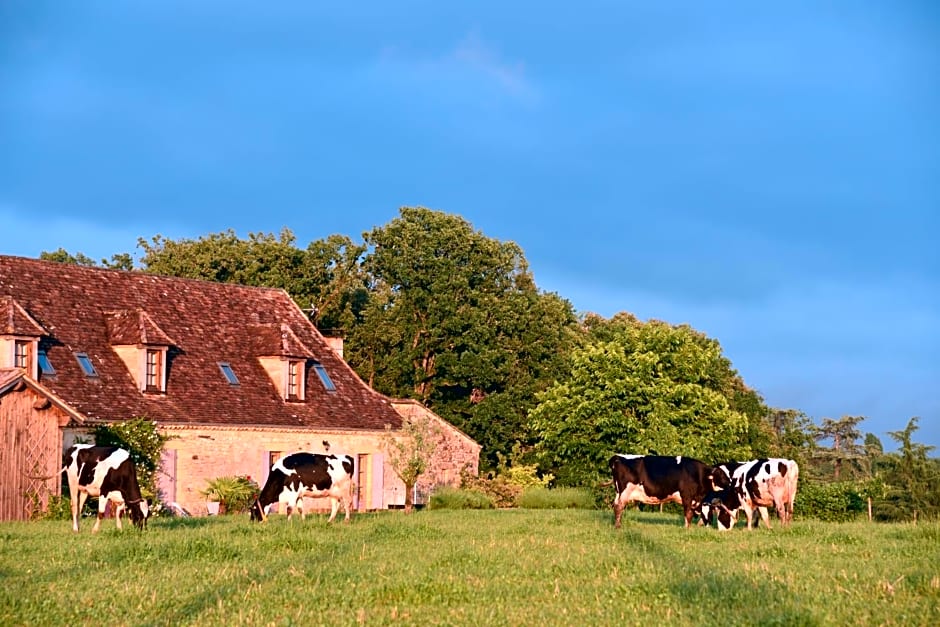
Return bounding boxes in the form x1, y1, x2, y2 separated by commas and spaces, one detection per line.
145, 349, 163, 391
104, 309, 174, 394
287, 360, 302, 400
14, 340, 30, 369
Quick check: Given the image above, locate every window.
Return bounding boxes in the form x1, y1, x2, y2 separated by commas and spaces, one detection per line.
13, 340, 30, 369
313, 363, 336, 391
74, 352, 98, 377
287, 360, 301, 399
218, 362, 239, 385
145, 349, 163, 391
38, 349, 55, 375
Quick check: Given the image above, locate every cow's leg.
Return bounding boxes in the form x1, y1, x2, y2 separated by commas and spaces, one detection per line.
758, 506, 772, 530
71, 490, 82, 532
92, 497, 108, 533
327, 497, 340, 523
74, 492, 90, 533
744, 505, 756, 530
114, 501, 125, 531
682, 499, 695, 528
613, 494, 625, 529
342, 490, 352, 523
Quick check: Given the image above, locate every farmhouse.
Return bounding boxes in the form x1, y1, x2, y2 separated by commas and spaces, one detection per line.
0, 254, 480, 520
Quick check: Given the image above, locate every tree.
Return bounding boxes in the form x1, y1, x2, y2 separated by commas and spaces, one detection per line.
814, 415, 865, 480
40, 248, 134, 270
529, 317, 752, 486
382, 415, 441, 513
350, 207, 580, 467
138, 229, 368, 330
764, 408, 816, 466
886, 417, 940, 521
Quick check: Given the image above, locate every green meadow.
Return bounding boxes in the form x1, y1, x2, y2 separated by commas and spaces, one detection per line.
1, 509, 937, 626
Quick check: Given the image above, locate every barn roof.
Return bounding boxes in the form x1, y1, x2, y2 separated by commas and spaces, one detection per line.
0, 255, 403, 430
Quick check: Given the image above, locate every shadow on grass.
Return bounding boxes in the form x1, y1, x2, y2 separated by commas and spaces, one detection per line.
613, 523, 819, 625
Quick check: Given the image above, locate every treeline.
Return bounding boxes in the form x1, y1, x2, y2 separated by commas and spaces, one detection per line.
42, 207, 940, 521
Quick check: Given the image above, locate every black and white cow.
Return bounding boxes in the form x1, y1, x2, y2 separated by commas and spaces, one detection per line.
609, 454, 718, 528
63, 444, 150, 533
250, 452, 355, 523
702, 458, 800, 530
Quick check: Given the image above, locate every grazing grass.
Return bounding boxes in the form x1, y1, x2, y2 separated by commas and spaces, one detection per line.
0, 510, 937, 626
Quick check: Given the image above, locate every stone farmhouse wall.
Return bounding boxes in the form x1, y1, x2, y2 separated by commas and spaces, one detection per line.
64, 400, 480, 517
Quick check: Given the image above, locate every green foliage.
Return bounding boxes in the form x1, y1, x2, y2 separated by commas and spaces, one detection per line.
530, 317, 752, 486
351, 207, 580, 468
92, 417, 172, 504
428, 487, 495, 509
200, 476, 260, 514
796, 480, 867, 522
460, 451, 554, 507
516, 486, 596, 509
883, 417, 940, 521
138, 229, 368, 330
382, 415, 441, 511
40, 248, 134, 269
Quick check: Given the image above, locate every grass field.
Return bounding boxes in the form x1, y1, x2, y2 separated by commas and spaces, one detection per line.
1, 509, 937, 626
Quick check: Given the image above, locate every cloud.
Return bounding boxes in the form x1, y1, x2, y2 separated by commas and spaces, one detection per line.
376, 30, 539, 107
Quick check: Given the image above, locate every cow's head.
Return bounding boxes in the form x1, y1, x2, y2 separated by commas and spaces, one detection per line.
710, 465, 733, 491
700, 488, 740, 531
127, 499, 150, 530
249, 500, 267, 523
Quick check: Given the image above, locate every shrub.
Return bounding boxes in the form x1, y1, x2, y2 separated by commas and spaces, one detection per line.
92, 417, 172, 505
796, 480, 866, 522
200, 476, 260, 514
516, 487, 596, 509
429, 487, 494, 510
460, 456, 554, 508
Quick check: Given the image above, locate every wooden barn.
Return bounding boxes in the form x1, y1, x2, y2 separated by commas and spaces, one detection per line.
0, 255, 480, 519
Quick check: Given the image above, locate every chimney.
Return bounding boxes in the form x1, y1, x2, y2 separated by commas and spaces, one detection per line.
323, 336, 344, 360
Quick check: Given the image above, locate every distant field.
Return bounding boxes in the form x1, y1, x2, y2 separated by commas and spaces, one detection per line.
0, 509, 937, 626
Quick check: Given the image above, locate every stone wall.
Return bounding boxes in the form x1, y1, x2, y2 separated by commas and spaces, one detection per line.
63, 400, 481, 517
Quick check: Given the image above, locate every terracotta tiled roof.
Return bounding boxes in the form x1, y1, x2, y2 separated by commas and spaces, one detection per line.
0, 296, 47, 336
250, 323, 316, 358
105, 309, 176, 346
0, 255, 403, 430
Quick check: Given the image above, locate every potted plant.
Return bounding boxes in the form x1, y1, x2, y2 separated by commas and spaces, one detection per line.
200, 476, 259, 515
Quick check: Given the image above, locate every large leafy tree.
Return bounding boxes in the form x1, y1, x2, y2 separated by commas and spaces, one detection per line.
349, 207, 579, 467
138, 229, 367, 330
530, 317, 753, 486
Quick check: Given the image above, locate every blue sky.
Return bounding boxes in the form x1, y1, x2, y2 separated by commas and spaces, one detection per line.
2, 1, 938, 451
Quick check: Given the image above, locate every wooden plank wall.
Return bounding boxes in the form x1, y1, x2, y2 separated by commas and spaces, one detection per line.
0, 386, 64, 521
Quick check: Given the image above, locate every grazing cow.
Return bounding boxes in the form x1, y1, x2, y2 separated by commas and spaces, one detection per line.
63, 444, 150, 532
609, 454, 718, 529
705, 458, 800, 530
250, 452, 354, 523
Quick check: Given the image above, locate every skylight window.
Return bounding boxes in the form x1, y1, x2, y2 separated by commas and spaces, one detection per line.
218, 362, 239, 385
313, 363, 336, 392
38, 350, 55, 375
74, 352, 98, 377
